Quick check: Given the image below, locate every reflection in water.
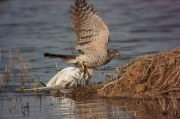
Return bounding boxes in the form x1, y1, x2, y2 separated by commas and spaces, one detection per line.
1, 93, 180, 119
75, 100, 135, 119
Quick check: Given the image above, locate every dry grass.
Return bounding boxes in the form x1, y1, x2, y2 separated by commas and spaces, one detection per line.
97, 46, 180, 98
65, 39, 74, 55
34, 46, 180, 100
0, 74, 4, 86
0, 48, 34, 87
8, 48, 34, 81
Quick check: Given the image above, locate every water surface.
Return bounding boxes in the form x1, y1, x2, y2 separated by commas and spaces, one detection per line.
0, 0, 180, 118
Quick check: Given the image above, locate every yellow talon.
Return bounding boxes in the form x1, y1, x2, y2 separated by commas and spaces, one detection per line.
80, 62, 86, 78
80, 62, 84, 72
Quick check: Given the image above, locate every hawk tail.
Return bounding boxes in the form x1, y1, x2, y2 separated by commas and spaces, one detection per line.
44, 53, 78, 64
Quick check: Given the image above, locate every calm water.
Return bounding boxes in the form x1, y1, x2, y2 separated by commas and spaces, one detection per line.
1, 93, 136, 119
1, 92, 180, 119
0, 0, 180, 118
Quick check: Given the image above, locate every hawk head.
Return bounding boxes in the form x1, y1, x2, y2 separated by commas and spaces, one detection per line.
107, 49, 120, 59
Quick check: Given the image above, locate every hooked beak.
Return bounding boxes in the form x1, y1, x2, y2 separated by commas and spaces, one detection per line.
116, 52, 120, 56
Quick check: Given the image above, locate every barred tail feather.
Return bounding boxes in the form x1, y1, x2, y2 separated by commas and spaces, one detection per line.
44, 53, 78, 64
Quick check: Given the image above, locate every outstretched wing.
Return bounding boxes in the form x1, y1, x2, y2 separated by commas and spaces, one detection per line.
70, 0, 109, 53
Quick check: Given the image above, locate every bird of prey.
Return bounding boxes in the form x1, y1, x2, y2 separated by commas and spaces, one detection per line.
44, 0, 120, 84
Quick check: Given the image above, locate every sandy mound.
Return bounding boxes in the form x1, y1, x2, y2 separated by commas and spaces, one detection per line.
67, 46, 180, 100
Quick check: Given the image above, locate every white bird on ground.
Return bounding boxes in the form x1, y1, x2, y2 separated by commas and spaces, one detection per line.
46, 67, 84, 88
28, 67, 86, 91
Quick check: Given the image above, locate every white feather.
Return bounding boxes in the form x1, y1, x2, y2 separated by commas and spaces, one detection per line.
46, 67, 83, 88
24, 67, 84, 91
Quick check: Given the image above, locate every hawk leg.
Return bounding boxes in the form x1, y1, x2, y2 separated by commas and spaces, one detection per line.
80, 62, 86, 78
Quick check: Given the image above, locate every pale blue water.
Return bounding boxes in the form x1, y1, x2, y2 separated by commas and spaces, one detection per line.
0, 0, 180, 118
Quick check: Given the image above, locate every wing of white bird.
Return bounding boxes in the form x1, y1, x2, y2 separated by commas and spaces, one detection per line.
46, 67, 82, 88
24, 67, 83, 91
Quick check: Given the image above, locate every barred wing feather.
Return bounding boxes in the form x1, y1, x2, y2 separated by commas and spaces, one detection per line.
70, 0, 110, 53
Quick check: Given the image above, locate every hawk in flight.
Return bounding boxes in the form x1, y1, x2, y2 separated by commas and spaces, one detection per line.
45, 0, 120, 84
